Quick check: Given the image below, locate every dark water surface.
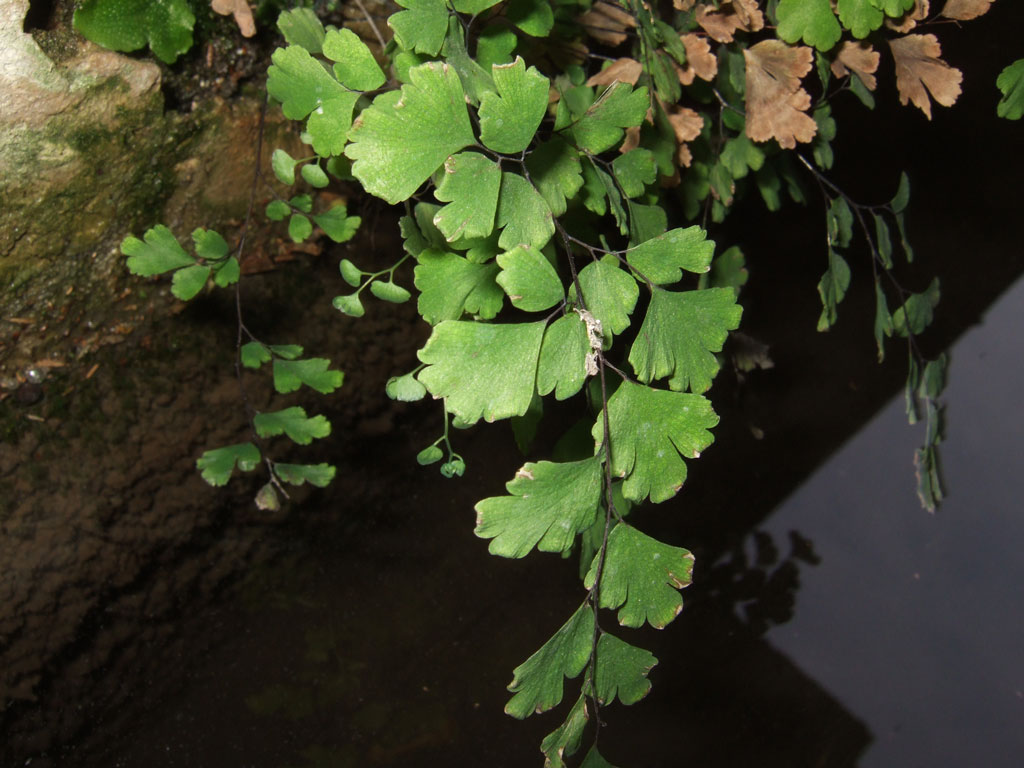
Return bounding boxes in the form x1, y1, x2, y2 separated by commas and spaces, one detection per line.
763, 277, 1024, 768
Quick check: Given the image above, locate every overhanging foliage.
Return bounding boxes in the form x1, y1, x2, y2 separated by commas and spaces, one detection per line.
114, 0, 1015, 761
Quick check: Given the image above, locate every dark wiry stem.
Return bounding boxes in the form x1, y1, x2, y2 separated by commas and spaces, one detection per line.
232, 95, 288, 497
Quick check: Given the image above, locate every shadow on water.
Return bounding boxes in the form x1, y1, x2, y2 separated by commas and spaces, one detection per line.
4, 6, 1023, 767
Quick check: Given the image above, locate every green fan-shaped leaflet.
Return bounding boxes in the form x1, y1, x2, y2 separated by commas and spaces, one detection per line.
439, 16, 494, 107
874, 279, 894, 361
416, 445, 444, 465
835, 0, 885, 38
339, 258, 363, 287
629, 201, 669, 245
290, 193, 314, 214
579, 157, 609, 217
212, 258, 240, 289
893, 278, 940, 337
417, 320, 546, 424
308, 96, 361, 157
346, 62, 476, 204
815, 197, 855, 322
266, 44, 360, 156
402, 204, 448, 256
323, 28, 385, 92
388, 0, 449, 55
276, 7, 325, 53
720, 134, 765, 180
629, 288, 743, 394
386, 371, 428, 402
240, 342, 301, 369
709, 246, 748, 296
266, 45, 351, 120
314, 206, 361, 243
625, 226, 715, 284
334, 292, 365, 317
540, 694, 588, 768
196, 442, 260, 487
505, 603, 594, 718
709, 162, 735, 208
496, 172, 556, 250
474, 456, 603, 558
271, 149, 298, 185
828, 197, 854, 249
371, 280, 412, 304
121, 225, 233, 300
891, 171, 910, 213
872, 214, 894, 271
612, 149, 657, 199
776, 0, 842, 51
538, 314, 590, 400
568, 82, 649, 154
571, 256, 639, 339
525, 138, 584, 217
266, 199, 290, 221
496, 245, 564, 312
122, 225, 194, 276
812, 105, 838, 170
997, 60, 1024, 120
589, 632, 658, 705
191, 228, 228, 260
274, 463, 336, 487
589, 160, 626, 236
478, 57, 550, 154
871, 0, 915, 15
272, 358, 344, 394
73, 0, 195, 64
288, 214, 313, 243
433, 152, 502, 242
413, 250, 504, 323
455, 233, 503, 264
170, 264, 210, 301
594, 381, 718, 503
816, 247, 851, 331
477, 24, 518, 70
253, 407, 331, 445
505, 0, 555, 37
583, 524, 695, 629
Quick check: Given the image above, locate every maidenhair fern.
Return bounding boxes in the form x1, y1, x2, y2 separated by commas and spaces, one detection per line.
114, 0, 1017, 761
123, 141, 359, 509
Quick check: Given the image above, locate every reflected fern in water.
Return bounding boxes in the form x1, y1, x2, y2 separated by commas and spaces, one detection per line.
706, 530, 821, 637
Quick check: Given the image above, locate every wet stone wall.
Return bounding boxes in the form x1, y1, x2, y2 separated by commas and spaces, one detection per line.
0, 250, 427, 763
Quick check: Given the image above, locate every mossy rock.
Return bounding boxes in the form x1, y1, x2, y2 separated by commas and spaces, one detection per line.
0, 0, 299, 380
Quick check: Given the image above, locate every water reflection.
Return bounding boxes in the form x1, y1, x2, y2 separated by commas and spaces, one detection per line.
762, 276, 1024, 768
708, 529, 821, 637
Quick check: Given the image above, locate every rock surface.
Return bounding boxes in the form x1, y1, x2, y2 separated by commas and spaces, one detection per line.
0, 2, 422, 761
0, 0, 297, 381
